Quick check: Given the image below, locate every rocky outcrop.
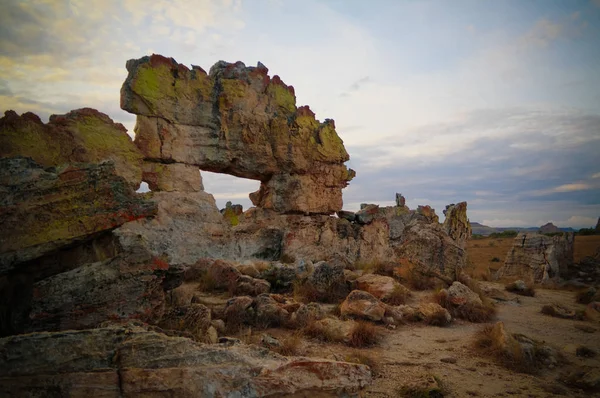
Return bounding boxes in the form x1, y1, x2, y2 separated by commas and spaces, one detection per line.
496, 232, 574, 283
0, 157, 156, 273
0, 108, 143, 188
121, 54, 354, 214
0, 324, 371, 397
443, 202, 471, 247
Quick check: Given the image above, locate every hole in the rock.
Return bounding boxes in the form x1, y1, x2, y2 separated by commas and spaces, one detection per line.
201, 171, 259, 212
136, 181, 150, 193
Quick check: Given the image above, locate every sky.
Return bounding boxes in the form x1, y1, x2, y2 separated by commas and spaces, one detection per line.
1, 0, 600, 228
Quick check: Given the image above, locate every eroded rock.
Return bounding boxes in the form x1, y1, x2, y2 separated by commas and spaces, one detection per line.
0, 324, 372, 397
340, 290, 386, 322
496, 232, 574, 283
121, 54, 354, 214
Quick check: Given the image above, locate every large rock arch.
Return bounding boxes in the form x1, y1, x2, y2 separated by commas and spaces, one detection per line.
121, 54, 355, 214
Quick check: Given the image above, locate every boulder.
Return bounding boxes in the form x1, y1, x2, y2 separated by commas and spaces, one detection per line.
308, 261, 349, 300
0, 324, 372, 397
415, 302, 452, 325
254, 293, 289, 327
496, 232, 574, 283
142, 162, 203, 192
0, 108, 143, 188
291, 302, 326, 326
340, 290, 386, 322
355, 204, 380, 225
0, 157, 156, 273
446, 281, 483, 306
121, 55, 354, 214
355, 273, 410, 302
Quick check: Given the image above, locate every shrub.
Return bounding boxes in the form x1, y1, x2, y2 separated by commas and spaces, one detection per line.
348, 321, 382, 348
473, 325, 532, 374
490, 257, 501, 263
344, 351, 380, 376
575, 345, 597, 358
274, 333, 304, 356
489, 230, 518, 238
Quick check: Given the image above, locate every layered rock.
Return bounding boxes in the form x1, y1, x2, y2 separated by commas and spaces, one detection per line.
121, 54, 354, 214
496, 232, 574, 283
0, 157, 156, 273
0, 108, 143, 187
0, 324, 371, 397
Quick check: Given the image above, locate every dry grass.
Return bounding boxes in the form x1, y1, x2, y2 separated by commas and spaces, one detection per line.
465, 237, 513, 279
433, 288, 497, 323
353, 260, 394, 277
348, 321, 382, 348
273, 333, 304, 356
344, 351, 381, 376
292, 279, 346, 304
302, 320, 344, 343
473, 325, 533, 374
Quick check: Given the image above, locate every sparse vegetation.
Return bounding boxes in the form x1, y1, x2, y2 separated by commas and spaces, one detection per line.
489, 230, 518, 238
344, 351, 380, 376
575, 345, 597, 358
575, 287, 599, 304
348, 321, 382, 348
273, 333, 304, 356
434, 277, 497, 323
490, 257, 500, 262
473, 324, 534, 374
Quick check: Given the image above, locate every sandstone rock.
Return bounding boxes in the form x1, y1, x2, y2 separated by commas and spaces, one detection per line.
355, 204, 380, 225
27, 250, 172, 333
416, 205, 439, 223
0, 158, 156, 273
395, 193, 406, 207
0, 324, 371, 397
447, 281, 482, 306
142, 162, 203, 192
121, 54, 354, 214
443, 202, 471, 247
355, 273, 411, 302
337, 210, 356, 222
396, 220, 467, 282
496, 232, 574, 283
0, 108, 143, 187
340, 290, 386, 322
254, 293, 290, 327
415, 302, 452, 325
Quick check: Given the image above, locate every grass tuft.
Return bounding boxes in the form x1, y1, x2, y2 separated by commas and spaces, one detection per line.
348, 321, 382, 348
273, 333, 304, 356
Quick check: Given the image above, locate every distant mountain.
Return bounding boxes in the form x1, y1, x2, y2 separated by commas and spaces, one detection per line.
470, 222, 575, 236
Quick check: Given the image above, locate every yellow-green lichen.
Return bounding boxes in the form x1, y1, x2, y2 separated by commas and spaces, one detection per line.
222, 207, 240, 226
315, 123, 349, 162
0, 124, 62, 166
295, 114, 319, 131
132, 64, 176, 105
268, 84, 296, 113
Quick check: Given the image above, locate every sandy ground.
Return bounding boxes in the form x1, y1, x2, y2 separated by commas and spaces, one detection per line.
257, 284, 599, 397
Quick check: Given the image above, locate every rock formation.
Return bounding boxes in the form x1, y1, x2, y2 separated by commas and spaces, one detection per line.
0, 54, 476, 396
496, 232, 574, 283
121, 54, 354, 214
